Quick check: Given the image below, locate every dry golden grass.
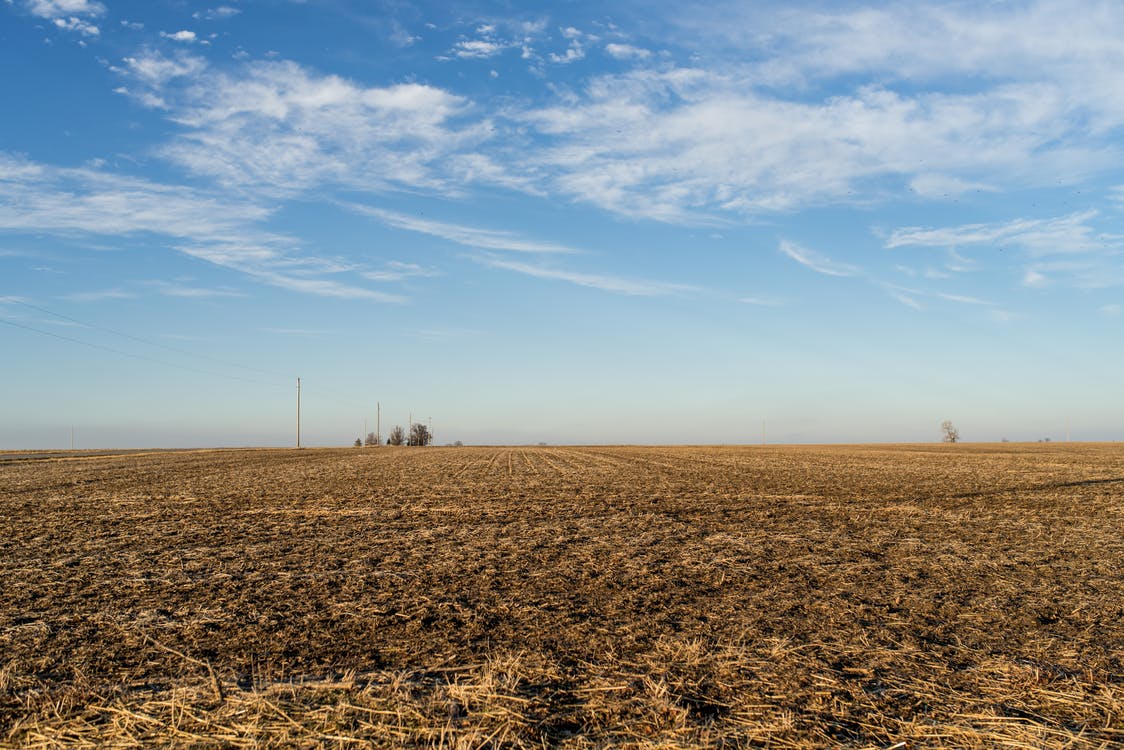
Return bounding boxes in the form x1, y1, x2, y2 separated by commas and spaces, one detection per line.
1, 443, 1122, 747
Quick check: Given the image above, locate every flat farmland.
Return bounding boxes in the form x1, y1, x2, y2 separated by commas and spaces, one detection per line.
1, 444, 1122, 748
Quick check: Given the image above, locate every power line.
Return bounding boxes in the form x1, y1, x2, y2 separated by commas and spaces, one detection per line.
0, 314, 285, 386
3, 302, 403, 441
4, 300, 387, 409
6, 299, 287, 379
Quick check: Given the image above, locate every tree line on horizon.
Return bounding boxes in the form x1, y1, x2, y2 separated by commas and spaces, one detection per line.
354, 423, 431, 447
352, 420, 966, 446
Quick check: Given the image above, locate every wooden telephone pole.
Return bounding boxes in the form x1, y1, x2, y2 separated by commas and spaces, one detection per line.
296, 377, 301, 448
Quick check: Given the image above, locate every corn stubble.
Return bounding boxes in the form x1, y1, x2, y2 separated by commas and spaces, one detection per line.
1, 444, 1122, 748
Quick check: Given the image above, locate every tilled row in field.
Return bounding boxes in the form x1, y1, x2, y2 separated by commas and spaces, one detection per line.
1, 444, 1122, 747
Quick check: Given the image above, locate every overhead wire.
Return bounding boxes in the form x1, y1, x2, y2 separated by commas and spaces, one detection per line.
8, 299, 289, 379
1, 299, 402, 431
0, 317, 286, 388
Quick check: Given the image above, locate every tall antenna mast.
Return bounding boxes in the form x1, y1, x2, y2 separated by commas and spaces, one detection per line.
296, 377, 301, 448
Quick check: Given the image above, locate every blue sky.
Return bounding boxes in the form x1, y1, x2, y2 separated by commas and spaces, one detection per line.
1, 0, 1122, 447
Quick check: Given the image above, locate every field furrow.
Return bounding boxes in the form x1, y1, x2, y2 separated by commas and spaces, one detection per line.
1, 443, 1122, 748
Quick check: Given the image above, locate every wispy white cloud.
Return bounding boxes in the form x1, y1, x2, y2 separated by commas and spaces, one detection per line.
389, 25, 420, 47
119, 49, 206, 86
944, 249, 977, 273
517, 19, 547, 35
23, 0, 103, 35
245, 271, 405, 301
738, 294, 785, 306
909, 173, 994, 199
175, 244, 406, 302
476, 255, 695, 296
62, 288, 136, 302
0, 155, 272, 238
1015, 258, 1121, 289
193, 6, 240, 21
439, 18, 549, 64
886, 211, 1120, 256
549, 45, 585, 64
546, 26, 588, 64
934, 292, 995, 306
91, 4, 1124, 229
675, 1, 1124, 105
160, 30, 199, 43
22, 2, 1124, 234
778, 240, 859, 277
511, 66, 1090, 221
447, 40, 492, 58
0, 154, 401, 301
115, 56, 493, 196
343, 202, 697, 298
25, 0, 103, 18
1100, 303, 1121, 317
878, 282, 1000, 311
0, 248, 37, 259
886, 288, 923, 310
345, 204, 579, 254
793, 250, 1000, 311
362, 261, 440, 283
52, 16, 98, 35
604, 43, 651, 60
444, 21, 536, 60
451, 39, 508, 59
112, 85, 168, 110
143, 280, 245, 298
498, 1, 1124, 222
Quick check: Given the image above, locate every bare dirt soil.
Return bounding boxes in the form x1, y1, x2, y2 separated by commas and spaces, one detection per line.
1, 444, 1122, 748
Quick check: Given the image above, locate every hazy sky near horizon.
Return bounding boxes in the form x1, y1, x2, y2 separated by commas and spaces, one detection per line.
2, 0, 1122, 448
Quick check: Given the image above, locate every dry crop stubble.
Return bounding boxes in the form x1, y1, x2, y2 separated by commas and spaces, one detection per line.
0, 444, 1122, 747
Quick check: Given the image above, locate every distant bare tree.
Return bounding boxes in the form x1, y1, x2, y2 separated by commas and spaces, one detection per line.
408, 423, 431, 447
387, 425, 406, 446
364, 431, 378, 446
941, 420, 960, 443
353, 437, 362, 447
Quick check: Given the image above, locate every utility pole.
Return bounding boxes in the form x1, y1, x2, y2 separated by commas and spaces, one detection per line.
762, 418, 766, 446
429, 416, 433, 446
70, 425, 75, 451
296, 377, 301, 449
376, 401, 380, 446
364, 418, 367, 446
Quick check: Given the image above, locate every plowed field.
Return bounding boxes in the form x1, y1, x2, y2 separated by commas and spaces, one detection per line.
2, 444, 1122, 747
